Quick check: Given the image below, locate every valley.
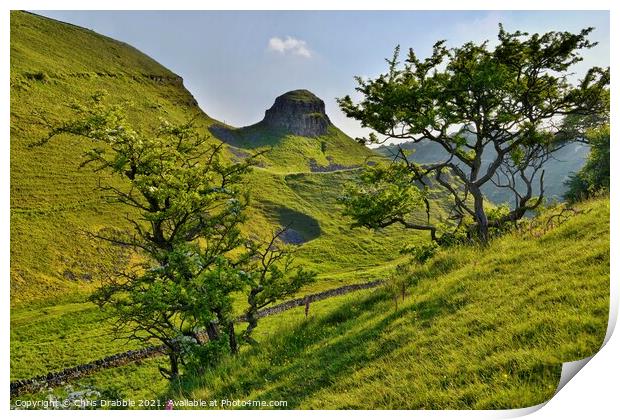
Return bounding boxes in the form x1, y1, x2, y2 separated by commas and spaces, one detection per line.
9, 10, 610, 410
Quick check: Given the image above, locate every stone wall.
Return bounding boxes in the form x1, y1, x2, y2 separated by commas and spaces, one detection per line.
11, 279, 383, 397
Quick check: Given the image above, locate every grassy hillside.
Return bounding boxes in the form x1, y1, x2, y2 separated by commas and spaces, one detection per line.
14, 197, 609, 408
209, 88, 377, 172
172, 197, 610, 409
10, 11, 218, 303
10, 166, 427, 381
9, 167, 417, 381
212, 125, 377, 173
10, 11, 414, 382
10, 11, 609, 411
10, 11, 388, 306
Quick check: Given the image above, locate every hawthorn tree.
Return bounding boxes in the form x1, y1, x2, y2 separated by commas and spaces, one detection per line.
38, 93, 314, 379
241, 228, 315, 344
338, 26, 609, 243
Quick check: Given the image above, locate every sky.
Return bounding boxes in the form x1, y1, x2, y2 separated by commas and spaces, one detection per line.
34, 10, 610, 140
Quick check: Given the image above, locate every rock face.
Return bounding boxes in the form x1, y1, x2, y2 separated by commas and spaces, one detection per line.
261, 89, 331, 137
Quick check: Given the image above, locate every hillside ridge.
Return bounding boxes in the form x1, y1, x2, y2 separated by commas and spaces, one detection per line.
9, 11, 397, 306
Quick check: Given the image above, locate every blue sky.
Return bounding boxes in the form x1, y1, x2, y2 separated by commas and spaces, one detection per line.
35, 10, 610, 139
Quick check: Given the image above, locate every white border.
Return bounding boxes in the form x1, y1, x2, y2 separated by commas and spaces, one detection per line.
2, 1, 617, 419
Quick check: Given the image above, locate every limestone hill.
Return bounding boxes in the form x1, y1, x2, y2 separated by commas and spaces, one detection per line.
261, 89, 331, 137
210, 89, 378, 173
9, 11, 404, 305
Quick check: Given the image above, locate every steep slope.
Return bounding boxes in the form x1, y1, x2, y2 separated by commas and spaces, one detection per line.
14, 197, 609, 407
10, 12, 407, 308
260, 89, 332, 137
210, 90, 379, 173
10, 12, 421, 381
10, 11, 220, 303
175, 197, 609, 409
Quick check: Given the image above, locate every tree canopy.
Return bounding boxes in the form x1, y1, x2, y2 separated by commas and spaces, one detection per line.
338, 25, 609, 243
38, 93, 315, 379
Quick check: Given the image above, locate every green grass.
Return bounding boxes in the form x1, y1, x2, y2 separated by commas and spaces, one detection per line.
246, 169, 421, 275
10, 11, 389, 307
10, 11, 610, 410
10, 12, 176, 78
10, 10, 218, 305
169, 198, 609, 409
11, 12, 406, 379
14, 198, 609, 409
212, 124, 379, 173
275, 89, 322, 103
12, 290, 376, 406
11, 300, 131, 380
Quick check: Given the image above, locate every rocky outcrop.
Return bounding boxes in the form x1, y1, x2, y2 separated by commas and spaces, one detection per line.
261, 89, 331, 137
208, 89, 334, 143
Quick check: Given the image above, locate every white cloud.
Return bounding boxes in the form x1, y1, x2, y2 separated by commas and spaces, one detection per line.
267, 36, 312, 58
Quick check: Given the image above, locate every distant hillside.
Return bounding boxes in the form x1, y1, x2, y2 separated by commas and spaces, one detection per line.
210, 89, 379, 173
9, 12, 405, 305
375, 139, 588, 204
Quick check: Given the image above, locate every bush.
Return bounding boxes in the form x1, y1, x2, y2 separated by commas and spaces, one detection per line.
400, 242, 438, 264
564, 125, 609, 202
181, 336, 230, 377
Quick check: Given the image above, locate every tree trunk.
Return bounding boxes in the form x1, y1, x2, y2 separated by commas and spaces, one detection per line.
243, 288, 260, 344
243, 309, 258, 344
206, 321, 220, 341
158, 342, 181, 380
169, 352, 179, 379
228, 322, 238, 354
472, 187, 489, 244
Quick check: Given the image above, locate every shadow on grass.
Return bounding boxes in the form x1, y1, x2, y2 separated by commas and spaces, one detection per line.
209, 123, 288, 149
260, 202, 321, 244
166, 287, 472, 408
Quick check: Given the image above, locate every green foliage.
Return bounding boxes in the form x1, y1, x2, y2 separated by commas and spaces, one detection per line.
565, 125, 610, 202
434, 224, 469, 247
10, 12, 610, 410
41, 94, 256, 378
40, 95, 316, 379
486, 204, 515, 237
181, 335, 231, 375
14, 198, 610, 409
242, 232, 317, 342
338, 25, 609, 242
10, 10, 218, 304
10, 11, 418, 388
9, 11, 389, 308
400, 242, 438, 264
340, 164, 426, 229
161, 197, 608, 409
